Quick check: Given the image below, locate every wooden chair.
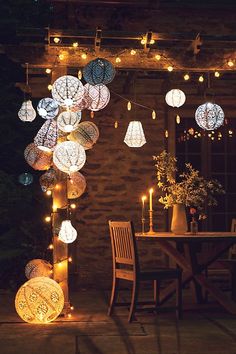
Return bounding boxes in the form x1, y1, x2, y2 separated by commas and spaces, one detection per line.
228, 218, 236, 259
108, 221, 182, 322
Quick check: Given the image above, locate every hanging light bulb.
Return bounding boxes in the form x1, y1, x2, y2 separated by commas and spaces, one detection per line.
78, 70, 82, 80
130, 49, 136, 55
214, 71, 220, 78
155, 54, 161, 61
115, 57, 121, 63
58, 220, 77, 244
165, 130, 169, 138
176, 115, 181, 124
152, 110, 156, 120
127, 101, 132, 111
198, 75, 204, 83
114, 121, 118, 128
18, 100, 36, 122
184, 74, 190, 81
167, 66, 173, 72
124, 121, 146, 148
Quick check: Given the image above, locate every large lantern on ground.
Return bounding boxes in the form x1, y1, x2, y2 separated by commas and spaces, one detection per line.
25, 259, 53, 279
124, 121, 146, 148
53, 141, 86, 174
58, 220, 77, 243
195, 102, 224, 130
15, 277, 64, 324
52, 75, 84, 108
83, 58, 116, 85
34, 120, 58, 152
37, 98, 59, 120
57, 111, 81, 133
84, 83, 110, 111
67, 172, 86, 199
165, 89, 186, 108
24, 143, 52, 171
68, 121, 99, 150
18, 100, 36, 122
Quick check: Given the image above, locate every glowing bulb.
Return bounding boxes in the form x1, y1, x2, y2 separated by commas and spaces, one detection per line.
77, 70, 82, 80
199, 75, 204, 82
176, 115, 181, 124
184, 74, 190, 81
53, 37, 60, 44
72, 42, 78, 48
48, 84, 52, 91
141, 195, 147, 202
58, 262, 62, 267
167, 66, 173, 72
150, 39, 155, 44
155, 54, 161, 61
152, 110, 156, 120
214, 71, 220, 77
165, 130, 169, 138
45, 216, 51, 223
90, 111, 94, 119
67, 313, 72, 318
130, 49, 136, 55
141, 38, 146, 45
59, 54, 64, 61
81, 53, 87, 59
68, 257, 72, 263
228, 60, 234, 67
114, 121, 118, 128
127, 101, 132, 111
48, 244, 53, 250
70, 305, 74, 311
52, 204, 57, 212
45, 68, 51, 74
58, 220, 77, 244
115, 57, 121, 63
70, 203, 76, 209
46, 190, 52, 196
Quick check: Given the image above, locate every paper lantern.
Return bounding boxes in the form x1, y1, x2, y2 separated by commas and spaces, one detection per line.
68, 121, 99, 150
72, 96, 92, 111
58, 220, 77, 243
24, 143, 52, 171
15, 277, 64, 324
57, 111, 81, 133
18, 100, 36, 122
124, 121, 146, 148
39, 168, 57, 192
53, 141, 86, 174
67, 172, 86, 199
195, 102, 224, 130
18, 173, 33, 186
25, 259, 53, 279
83, 58, 115, 85
165, 89, 186, 108
52, 75, 84, 108
34, 120, 58, 152
84, 83, 110, 111
37, 98, 59, 120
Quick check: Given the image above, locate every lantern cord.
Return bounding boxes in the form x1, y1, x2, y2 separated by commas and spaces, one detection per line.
110, 90, 154, 112
26, 62, 29, 86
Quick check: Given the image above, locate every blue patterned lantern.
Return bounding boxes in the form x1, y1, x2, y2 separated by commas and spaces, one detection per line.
83, 58, 115, 85
18, 173, 33, 186
37, 98, 59, 120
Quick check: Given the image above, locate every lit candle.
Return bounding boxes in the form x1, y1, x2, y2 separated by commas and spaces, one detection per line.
149, 188, 154, 211
141, 195, 147, 219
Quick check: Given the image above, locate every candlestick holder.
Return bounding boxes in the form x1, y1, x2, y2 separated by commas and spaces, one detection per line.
141, 217, 145, 234
147, 209, 156, 235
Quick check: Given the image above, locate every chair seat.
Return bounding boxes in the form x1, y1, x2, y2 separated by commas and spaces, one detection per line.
140, 268, 181, 280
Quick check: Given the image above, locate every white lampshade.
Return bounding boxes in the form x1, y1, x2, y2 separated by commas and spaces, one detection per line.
34, 120, 58, 152
84, 83, 110, 111
58, 220, 77, 243
124, 121, 146, 148
195, 102, 224, 130
52, 75, 84, 108
165, 89, 186, 108
57, 111, 81, 133
37, 98, 59, 119
53, 141, 86, 174
18, 100, 36, 122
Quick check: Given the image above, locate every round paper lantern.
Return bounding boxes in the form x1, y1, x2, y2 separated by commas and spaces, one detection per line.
124, 121, 146, 148
83, 58, 116, 85
52, 75, 84, 108
53, 141, 86, 174
68, 121, 99, 150
195, 102, 224, 130
165, 89, 186, 108
34, 120, 58, 152
67, 172, 86, 199
15, 277, 64, 324
18, 173, 33, 186
84, 83, 110, 111
25, 259, 53, 279
59, 220, 77, 243
39, 168, 57, 192
37, 98, 59, 120
24, 143, 52, 171
18, 100, 36, 122
72, 96, 92, 111
57, 111, 81, 133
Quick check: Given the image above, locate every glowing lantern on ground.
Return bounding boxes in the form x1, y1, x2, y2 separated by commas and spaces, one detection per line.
39, 168, 57, 192
58, 220, 77, 243
67, 172, 86, 199
37, 98, 59, 119
15, 277, 64, 324
25, 259, 53, 279
18, 173, 33, 186
34, 120, 58, 152
84, 83, 110, 111
195, 102, 224, 130
18, 100, 36, 122
83, 58, 115, 85
53, 141, 86, 174
68, 121, 99, 150
52, 75, 84, 108
124, 121, 146, 148
24, 143, 52, 171
165, 89, 186, 108
57, 111, 81, 133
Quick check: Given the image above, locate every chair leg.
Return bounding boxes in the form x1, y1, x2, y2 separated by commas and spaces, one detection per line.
176, 273, 183, 320
108, 277, 119, 316
128, 280, 139, 323
154, 280, 160, 310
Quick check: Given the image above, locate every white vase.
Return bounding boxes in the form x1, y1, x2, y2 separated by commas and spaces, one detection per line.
171, 204, 188, 234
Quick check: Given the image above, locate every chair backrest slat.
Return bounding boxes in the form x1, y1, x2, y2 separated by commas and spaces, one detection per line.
229, 218, 236, 259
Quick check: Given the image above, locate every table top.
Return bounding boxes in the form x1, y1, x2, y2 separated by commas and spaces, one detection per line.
135, 231, 236, 241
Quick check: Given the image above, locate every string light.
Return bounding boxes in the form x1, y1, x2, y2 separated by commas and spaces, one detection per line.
81, 53, 87, 59
70, 305, 74, 311
45, 216, 51, 223
176, 115, 181, 124
165, 130, 169, 138
130, 49, 136, 55
53, 37, 61, 44
114, 121, 118, 128
140, 38, 146, 45
70, 203, 76, 209
48, 244, 54, 250
184, 74, 190, 81
68, 257, 72, 263
90, 111, 94, 119
48, 84, 52, 91
167, 66, 173, 72
46, 190, 52, 196
115, 57, 121, 63
59, 54, 64, 61
127, 101, 132, 111
45, 68, 51, 74
150, 39, 155, 44
227, 60, 234, 67
214, 71, 220, 78
198, 75, 204, 82
152, 110, 156, 120
52, 204, 58, 212
67, 313, 72, 318
77, 70, 82, 80
72, 42, 79, 48
155, 54, 161, 61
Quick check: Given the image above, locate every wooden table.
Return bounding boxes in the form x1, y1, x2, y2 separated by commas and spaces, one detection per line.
136, 232, 236, 314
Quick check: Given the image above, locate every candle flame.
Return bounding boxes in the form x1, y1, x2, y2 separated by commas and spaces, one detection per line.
141, 195, 147, 202
149, 188, 154, 194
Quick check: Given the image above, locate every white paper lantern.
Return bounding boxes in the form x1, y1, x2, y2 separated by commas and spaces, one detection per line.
67, 172, 86, 199
57, 111, 81, 133
84, 83, 110, 111
18, 100, 36, 122
195, 102, 224, 130
58, 220, 77, 243
24, 143, 52, 171
53, 141, 86, 174
37, 98, 59, 119
68, 121, 99, 150
15, 277, 64, 324
34, 120, 58, 152
25, 259, 53, 279
165, 89, 186, 108
124, 121, 146, 148
52, 75, 84, 108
